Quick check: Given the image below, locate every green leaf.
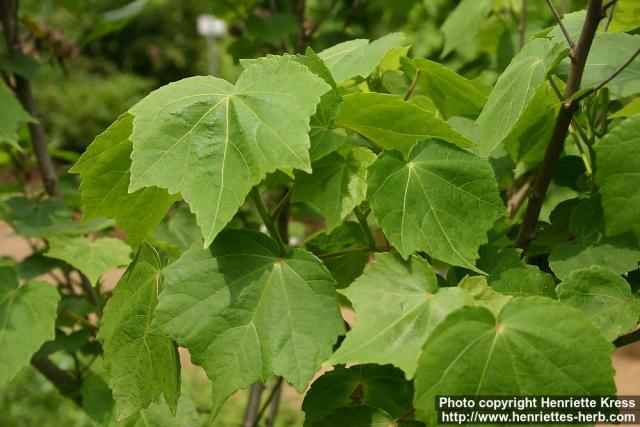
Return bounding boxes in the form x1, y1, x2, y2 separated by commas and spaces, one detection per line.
293, 146, 376, 231
306, 406, 422, 427
152, 230, 344, 415
475, 38, 565, 157
409, 58, 487, 119
304, 222, 370, 289
596, 115, 640, 240
82, 372, 115, 426
0, 196, 112, 238
152, 207, 201, 252
45, 235, 132, 284
608, 0, 640, 33
458, 275, 512, 315
118, 394, 199, 427
0, 80, 34, 149
336, 93, 474, 154
439, 0, 493, 58
609, 97, 640, 119
478, 246, 556, 297
367, 141, 504, 270
70, 114, 178, 247
128, 57, 329, 247
0, 261, 59, 386
413, 297, 615, 425
85, 0, 147, 43
583, 33, 640, 98
549, 197, 640, 279
98, 244, 180, 420
329, 253, 473, 377
557, 266, 640, 341
302, 364, 419, 427
317, 33, 405, 83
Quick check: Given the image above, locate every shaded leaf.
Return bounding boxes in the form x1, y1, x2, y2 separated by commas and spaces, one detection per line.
0, 80, 34, 149
440, 0, 493, 58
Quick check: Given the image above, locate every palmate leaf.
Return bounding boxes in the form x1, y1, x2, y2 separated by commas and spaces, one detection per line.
152, 230, 344, 415
367, 141, 504, 270
336, 93, 474, 154
557, 266, 640, 341
413, 297, 616, 425
293, 146, 376, 232
0, 80, 34, 149
127, 57, 330, 247
45, 235, 132, 284
70, 114, 178, 247
302, 364, 420, 427
329, 253, 472, 377
0, 261, 59, 386
595, 115, 640, 240
317, 32, 405, 83
98, 244, 180, 420
475, 38, 565, 157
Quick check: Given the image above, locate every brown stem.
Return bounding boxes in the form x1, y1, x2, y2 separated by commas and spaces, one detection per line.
507, 178, 532, 218
518, 0, 527, 50
515, 0, 603, 248
614, 328, 640, 348
603, 0, 615, 31
265, 379, 282, 427
31, 357, 81, 405
251, 377, 284, 427
545, 0, 575, 50
0, 0, 60, 197
242, 382, 265, 427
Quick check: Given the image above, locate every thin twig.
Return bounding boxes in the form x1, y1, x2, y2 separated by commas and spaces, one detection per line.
573, 48, 640, 103
518, 0, 527, 50
242, 382, 265, 427
603, 0, 615, 31
603, 0, 618, 11
31, 357, 81, 405
251, 377, 284, 427
614, 328, 640, 348
545, 0, 575, 50
404, 69, 420, 101
516, 0, 603, 248
266, 379, 283, 427
507, 178, 532, 218
250, 187, 287, 255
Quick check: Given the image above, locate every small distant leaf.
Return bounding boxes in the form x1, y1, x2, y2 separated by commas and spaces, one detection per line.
475, 38, 565, 157
245, 12, 298, 45
409, 58, 487, 119
557, 266, 640, 341
478, 246, 556, 297
329, 253, 473, 377
303, 364, 419, 427
70, 114, 177, 247
596, 115, 640, 240
85, 0, 147, 43
0, 261, 59, 386
317, 33, 405, 83
549, 198, 640, 279
367, 141, 504, 270
337, 93, 474, 154
128, 57, 329, 247
0, 80, 34, 149
413, 297, 615, 425
439, 0, 493, 57
293, 146, 376, 231
99, 244, 180, 420
152, 230, 344, 415
45, 235, 132, 284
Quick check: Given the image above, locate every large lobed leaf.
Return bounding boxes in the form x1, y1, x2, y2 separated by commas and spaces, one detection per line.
70, 114, 178, 247
152, 230, 344, 415
127, 57, 330, 246
367, 140, 504, 270
0, 261, 59, 386
98, 244, 180, 420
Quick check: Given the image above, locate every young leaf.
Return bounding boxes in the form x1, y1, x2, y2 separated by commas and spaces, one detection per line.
458, 275, 511, 315
596, 115, 640, 240
0, 261, 59, 386
293, 146, 376, 232
549, 198, 640, 279
317, 32, 405, 83
98, 244, 180, 420
302, 364, 418, 427
45, 235, 132, 284
152, 230, 344, 415
477, 246, 556, 297
336, 93, 474, 154
407, 58, 487, 119
557, 266, 640, 341
413, 297, 615, 425
439, 0, 493, 58
367, 141, 504, 270
329, 253, 473, 377
475, 38, 565, 157
70, 114, 178, 247
127, 57, 330, 247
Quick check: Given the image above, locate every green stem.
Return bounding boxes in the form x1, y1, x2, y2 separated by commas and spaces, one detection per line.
354, 207, 377, 251
250, 187, 287, 255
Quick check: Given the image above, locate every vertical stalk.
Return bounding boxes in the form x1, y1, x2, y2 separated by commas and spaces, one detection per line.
515, 0, 603, 248
0, 0, 60, 197
242, 382, 265, 427
518, 0, 527, 50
